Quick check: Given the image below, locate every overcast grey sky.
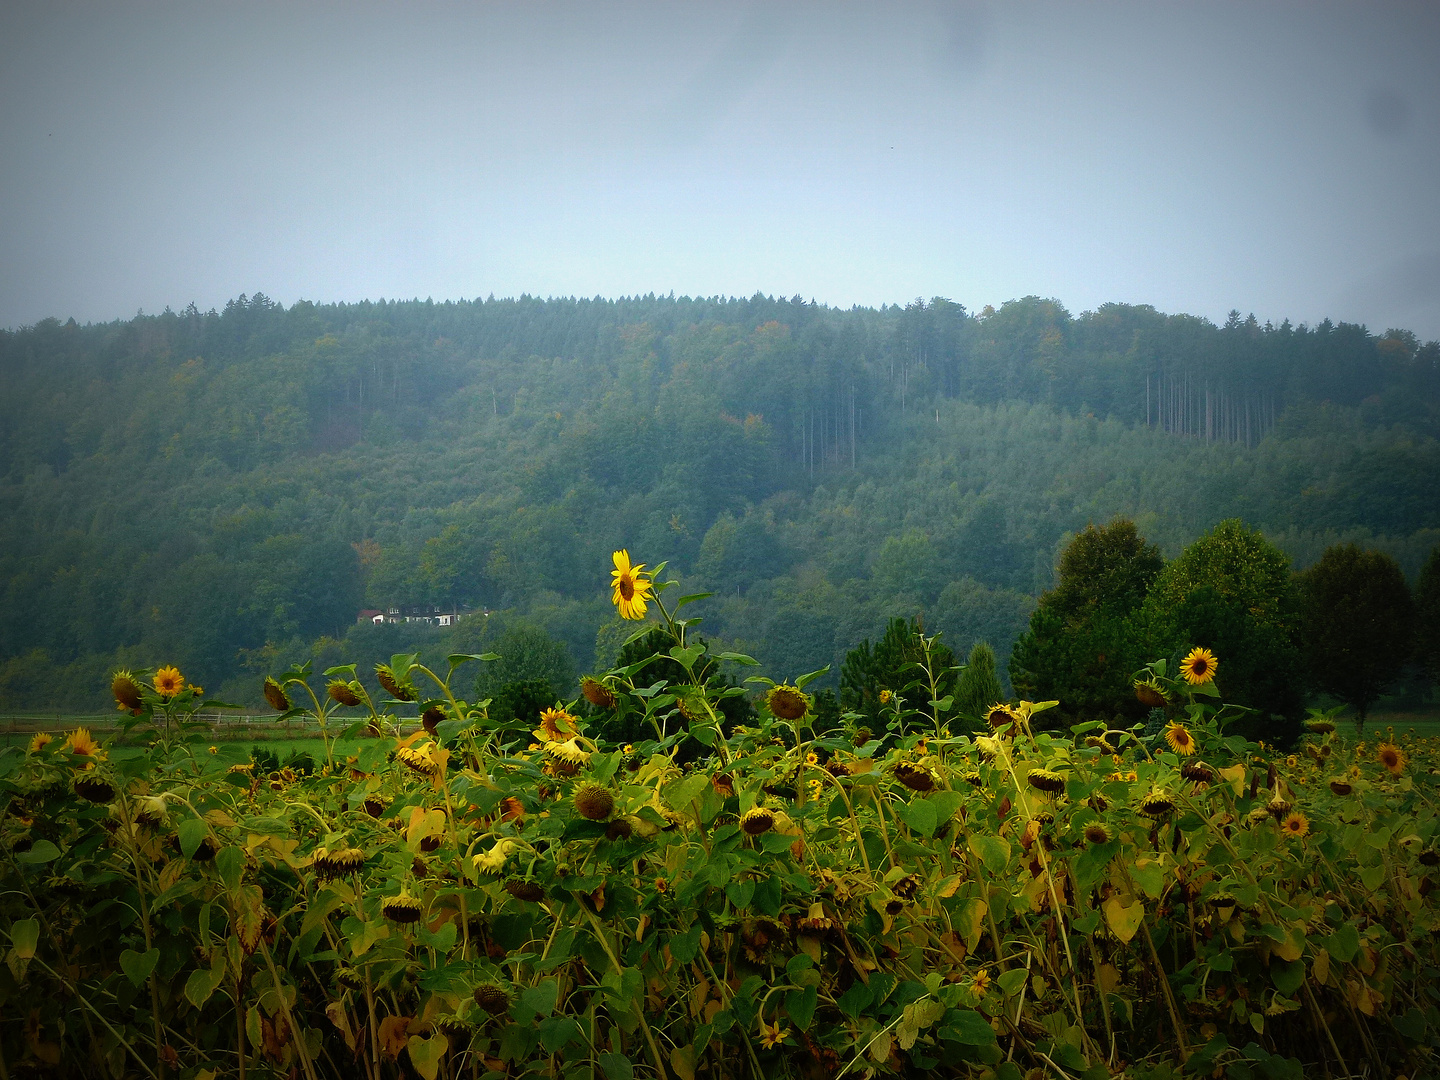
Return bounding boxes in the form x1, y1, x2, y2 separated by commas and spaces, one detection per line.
3, 1, 1438, 338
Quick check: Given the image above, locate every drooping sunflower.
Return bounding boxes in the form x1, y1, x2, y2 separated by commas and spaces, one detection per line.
1305, 717, 1336, 735
766, 685, 810, 720
1084, 822, 1111, 845
153, 666, 185, 698
1280, 811, 1309, 839
1027, 768, 1066, 794
1378, 742, 1406, 775
1134, 678, 1169, 709
544, 738, 590, 768
375, 665, 416, 702
581, 676, 615, 709
381, 894, 424, 924
610, 549, 655, 621
263, 677, 291, 712
327, 680, 362, 707
1164, 722, 1198, 756
740, 807, 776, 835
1180, 647, 1217, 686
112, 670, 145, 712
1138, 789, 1176, 817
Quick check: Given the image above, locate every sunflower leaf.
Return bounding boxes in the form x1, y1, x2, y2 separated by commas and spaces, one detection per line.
795, 666, 831, 689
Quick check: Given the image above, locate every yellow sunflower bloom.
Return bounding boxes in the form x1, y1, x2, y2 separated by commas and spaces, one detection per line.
1164, 722, 1197, 756
64, 728, 100, 757
1281, 811, 1309, 838
1180, 647, 1217, 685
154, 666, 186, 698
757, 1017, 789, 1050
610, 549, 654, 620
28, 732, 53, 753
1378, 742, 1406, 775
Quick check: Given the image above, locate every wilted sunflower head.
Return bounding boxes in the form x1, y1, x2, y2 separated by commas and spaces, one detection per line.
332, 847, 368, 880
1085, 734, 1118, 754
740, 807, 776, 835
1181, 761, 1216, 784
985, 703, 1020, 731
581, 677, 615, 709
112, 670, 145, 712
573, 784, 614, 821
1027, 768, 1066, 794
473, 982, 513, 1015
153, 666, 185, 698
1328, 779, 1353, 796
543, 738, 589, 768
134, 794, 168, 826
421, 706, 445, 736
961, 769, 983, 787
1378, 742, 1406, 775
327, 680, 362, 707
374, 664, 416, 702
894, 762, 936, 792
395, 744, 439, 778
382, 893, 424, 924
1164, 723, 1198, 756
537, 707, 577, 742
1138, 789, 1175, 818
473, 839, 516, 877
74, 774, 116, 803
766, 685, 810, 721
1266, 791, 1293, 817
503, 878, 545, 903
1084, 822, 1111, 845
1305, 718, 1336, 735
1280, 811, 1309, 838
1180, 647, 1217, 686
262, 677, 291, 712
1133, 678, 1169, 709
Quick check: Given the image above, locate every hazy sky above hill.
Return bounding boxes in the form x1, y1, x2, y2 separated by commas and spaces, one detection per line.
2, 2, 1439, 338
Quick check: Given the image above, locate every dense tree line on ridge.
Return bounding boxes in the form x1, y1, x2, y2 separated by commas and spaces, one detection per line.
0, 292, 1436, 715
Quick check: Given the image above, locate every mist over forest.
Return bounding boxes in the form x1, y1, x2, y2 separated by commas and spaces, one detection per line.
2, 291, 1436, 712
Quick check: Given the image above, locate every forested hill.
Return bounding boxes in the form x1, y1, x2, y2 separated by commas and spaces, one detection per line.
2, 292, 1437, 709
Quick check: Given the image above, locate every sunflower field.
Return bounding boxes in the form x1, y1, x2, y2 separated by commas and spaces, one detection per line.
2, 555, 1438, 1080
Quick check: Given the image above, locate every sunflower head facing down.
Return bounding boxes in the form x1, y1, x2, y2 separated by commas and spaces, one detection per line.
1180, 647, 1217, 686
111, 670, 145, 713
153, 666, 186, 699
610, 549, 655, 621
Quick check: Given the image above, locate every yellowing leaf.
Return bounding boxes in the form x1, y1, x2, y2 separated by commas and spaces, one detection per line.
669, 1044, 696, 1080
936, 874, 964, 898
1312, 948, 1331, 986
204, 809, 238, 828
1218, 764, 1247, 796
1103, 895, 1145, 944
406, 1032, 446, 1080
1096, 962, 1121, 994
406, 807, 447, 848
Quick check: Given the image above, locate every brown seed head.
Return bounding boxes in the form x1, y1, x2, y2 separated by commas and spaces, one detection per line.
327, 680, 362, 707
473, 983, 512, 1015
1027, 768, 1065, 794
581, 677, 615, 709
574, 784, 614, 821
421, 706, 445, 735
263, 677, 291, 712
1181, 761, 1216, 784
112, 671, 144, 712
740, 807, 776, 835
766, 685, 811, 720
894, 762, 936, 792
74, 774, 116, 803
375, 665, 416, 702
504, 878, 545, 902
381, 894, 424, 924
